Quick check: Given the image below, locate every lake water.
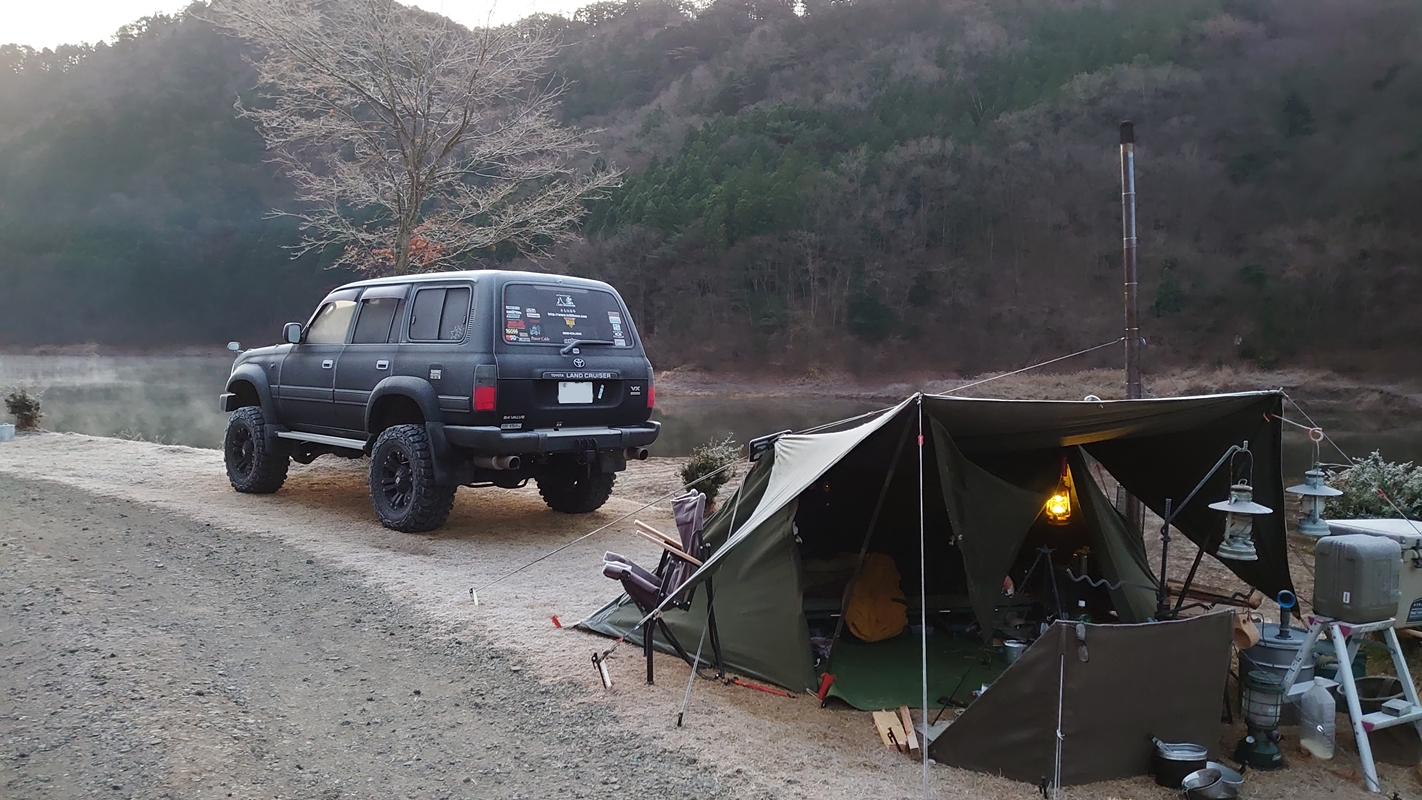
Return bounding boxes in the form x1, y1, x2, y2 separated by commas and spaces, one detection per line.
0, 354, 883, 457
2, 354, 1419, 474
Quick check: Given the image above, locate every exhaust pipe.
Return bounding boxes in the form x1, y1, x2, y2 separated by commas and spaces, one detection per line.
624, 447, 649, 461
473, 454, 521, 471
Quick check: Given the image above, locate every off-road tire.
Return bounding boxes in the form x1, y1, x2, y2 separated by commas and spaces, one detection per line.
536, 463, 616, 514
224, 406, 289, 494
369, 424, 456, 533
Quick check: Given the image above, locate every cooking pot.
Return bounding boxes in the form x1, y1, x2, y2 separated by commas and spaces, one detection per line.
1152, 739, 1207, 788
1182, 767, 1239, 799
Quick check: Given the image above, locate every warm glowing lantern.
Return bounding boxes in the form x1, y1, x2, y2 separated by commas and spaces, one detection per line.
1045, 459, 1073, 526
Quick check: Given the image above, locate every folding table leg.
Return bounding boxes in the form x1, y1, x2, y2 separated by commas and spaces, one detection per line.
1332, 623, 1380, 793
1382, 627, 1422, 746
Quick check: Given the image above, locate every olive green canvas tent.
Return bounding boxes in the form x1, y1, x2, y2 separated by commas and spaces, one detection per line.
580, 391, 1289, 700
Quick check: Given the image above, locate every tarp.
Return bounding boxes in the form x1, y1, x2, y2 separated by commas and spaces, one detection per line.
581, 391, 1291, 695
929, 613, 1234, 785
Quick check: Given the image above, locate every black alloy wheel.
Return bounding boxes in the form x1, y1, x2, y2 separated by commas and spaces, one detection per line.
223, 405, 289, 494
368, 424, 456, 532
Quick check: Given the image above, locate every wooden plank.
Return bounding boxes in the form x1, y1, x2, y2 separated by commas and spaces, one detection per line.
872, 710, 908, 752
634, 520, 682, 547
631, 528, 704, 566
897, 705, 920, 757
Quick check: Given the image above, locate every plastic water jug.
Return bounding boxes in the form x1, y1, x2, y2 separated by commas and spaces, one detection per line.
1299, 681, 1336, 759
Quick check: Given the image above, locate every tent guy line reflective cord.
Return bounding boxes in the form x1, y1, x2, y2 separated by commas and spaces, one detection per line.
917, 395, 930, 798
468, 458, 740, 597
794, 337, 1124, 438
935, 337, 1126, 397
1279, 393, 1422, 536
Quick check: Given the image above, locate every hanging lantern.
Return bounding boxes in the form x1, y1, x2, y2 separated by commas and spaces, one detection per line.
1287, 468, 1343, 538
1210, 482, 1273, 561
1044, 458, 1073, 526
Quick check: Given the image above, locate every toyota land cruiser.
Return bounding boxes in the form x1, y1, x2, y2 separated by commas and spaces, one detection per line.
219, 270, 659, 532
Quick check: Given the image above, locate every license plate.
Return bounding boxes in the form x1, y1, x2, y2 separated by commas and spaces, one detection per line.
558, 381, 593, 404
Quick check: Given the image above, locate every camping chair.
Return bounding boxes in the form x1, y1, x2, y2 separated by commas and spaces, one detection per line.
602, 490, 725, 684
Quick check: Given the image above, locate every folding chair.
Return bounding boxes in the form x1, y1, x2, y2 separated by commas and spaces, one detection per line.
602, 490, 725, 684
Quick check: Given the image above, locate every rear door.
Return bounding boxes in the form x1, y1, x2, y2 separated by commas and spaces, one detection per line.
492, 280, 652, 432
333, 284, 409, 433
391, 282, 477, 422
276, 289, 358, 432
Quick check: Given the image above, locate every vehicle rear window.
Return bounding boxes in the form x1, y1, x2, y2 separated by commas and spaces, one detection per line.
409, 286, 470, 342
351, 296, 403, 344
502, 284, 632, 347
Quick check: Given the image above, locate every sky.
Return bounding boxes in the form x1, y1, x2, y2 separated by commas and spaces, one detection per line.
2, 0, 588, 50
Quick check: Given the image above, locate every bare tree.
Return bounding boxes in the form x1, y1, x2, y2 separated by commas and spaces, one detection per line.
204, 0, 620, 275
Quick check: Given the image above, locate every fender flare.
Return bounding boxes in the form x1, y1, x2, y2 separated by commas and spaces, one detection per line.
225, 363, 276, 417
366, 377, 460, 486
365, 377, 443, 432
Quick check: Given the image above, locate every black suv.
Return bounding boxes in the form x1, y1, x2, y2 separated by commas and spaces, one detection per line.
219, 270, 659, 532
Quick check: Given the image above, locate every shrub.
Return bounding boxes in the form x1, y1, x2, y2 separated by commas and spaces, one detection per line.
678, 434, 740, 505
4, 388, 43, 431
1328, 451, 1422, 519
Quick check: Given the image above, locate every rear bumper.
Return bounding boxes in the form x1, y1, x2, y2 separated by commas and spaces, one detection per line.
443, 421, 660, 455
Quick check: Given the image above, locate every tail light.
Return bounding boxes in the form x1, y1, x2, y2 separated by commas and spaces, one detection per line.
647, 370, 655, 409
473, 364, 497, 412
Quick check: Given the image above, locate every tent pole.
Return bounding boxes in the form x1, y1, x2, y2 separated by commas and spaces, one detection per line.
823, 413, 917, 666
918, 395, 930, 798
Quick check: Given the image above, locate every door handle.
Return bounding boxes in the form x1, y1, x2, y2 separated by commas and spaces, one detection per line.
321, 359, 334, 369
375, 360, 389, 370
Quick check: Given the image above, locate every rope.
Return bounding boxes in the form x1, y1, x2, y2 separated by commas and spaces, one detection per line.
936, 338, 1126, 397
1280, 393, 1422, 535
469, 458, 740, 596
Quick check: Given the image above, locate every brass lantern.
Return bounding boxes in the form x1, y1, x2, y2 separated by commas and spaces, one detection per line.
1044, 458, 1073, 526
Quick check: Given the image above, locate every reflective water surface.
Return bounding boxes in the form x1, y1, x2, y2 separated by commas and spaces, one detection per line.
2, 354, 1419, 473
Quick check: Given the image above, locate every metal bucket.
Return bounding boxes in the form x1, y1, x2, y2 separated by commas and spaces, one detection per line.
0, 423, 13, 442
1003, 640, 1027, 665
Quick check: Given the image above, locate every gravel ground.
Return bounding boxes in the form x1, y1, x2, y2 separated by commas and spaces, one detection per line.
0, 472, 734, 800
0, 432, 1415, 799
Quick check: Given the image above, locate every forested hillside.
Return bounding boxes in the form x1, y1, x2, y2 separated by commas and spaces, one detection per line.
2, 0, 1420, 375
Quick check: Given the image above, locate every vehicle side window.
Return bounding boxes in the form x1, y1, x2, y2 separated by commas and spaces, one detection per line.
409, 286, 471, 342
351, 297, 403, 344
305, 299, 357, 344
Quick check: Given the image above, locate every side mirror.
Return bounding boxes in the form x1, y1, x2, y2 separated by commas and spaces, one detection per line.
226, 341, 241, 352
283, 322, 303, 344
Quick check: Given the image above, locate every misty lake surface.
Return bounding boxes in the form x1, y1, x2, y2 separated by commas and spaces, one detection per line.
3, 354, 1421, 476
0, 354, 883, 458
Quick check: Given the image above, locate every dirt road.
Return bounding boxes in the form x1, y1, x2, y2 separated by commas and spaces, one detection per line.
1, 432, 1411, 800
0, 473, 727, 800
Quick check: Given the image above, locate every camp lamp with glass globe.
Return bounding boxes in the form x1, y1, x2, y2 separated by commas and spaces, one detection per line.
1236, 669, 1287, 769
1154, 441, 1274, 619
1211, 479, 1273, 562
1286, 468, 1343, 538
